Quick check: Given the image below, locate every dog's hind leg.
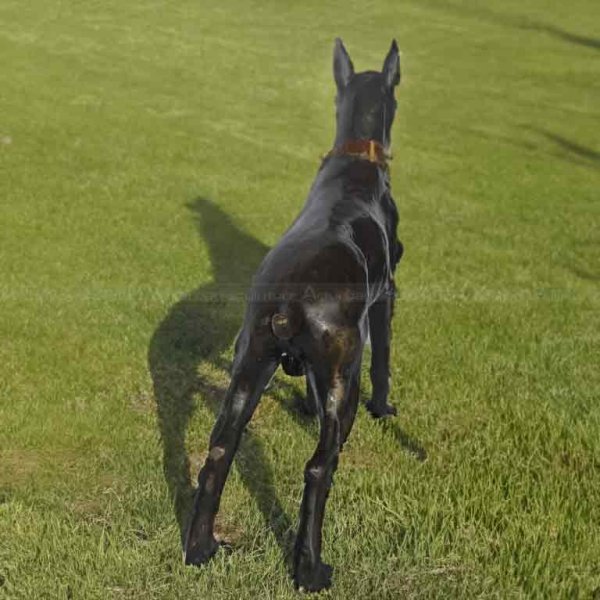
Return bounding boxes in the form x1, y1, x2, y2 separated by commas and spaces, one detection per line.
339, 368, 360, 449
184, 330, 277, 566
300, 376, 318, 416
293, 329, 363, 592
366, 291, 397, 418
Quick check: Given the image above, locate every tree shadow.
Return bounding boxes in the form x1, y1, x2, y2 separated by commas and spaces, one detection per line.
520, 22, 600, 51
148, 197, 299, 562
426, 1, 600, 52
570, 265, 600, 282
528, 127, 600, 165
467, 125, 600, 170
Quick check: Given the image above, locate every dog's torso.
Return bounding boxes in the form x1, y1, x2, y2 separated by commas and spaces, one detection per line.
241, 155, 402, 361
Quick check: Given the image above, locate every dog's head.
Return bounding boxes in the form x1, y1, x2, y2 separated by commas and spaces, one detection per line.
333, 39, 401, 151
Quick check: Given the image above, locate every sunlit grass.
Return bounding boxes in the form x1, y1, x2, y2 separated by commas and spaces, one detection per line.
1, 0, 599, 597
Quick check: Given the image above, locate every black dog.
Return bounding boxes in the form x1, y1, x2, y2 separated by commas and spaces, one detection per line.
184, 38, 403, 592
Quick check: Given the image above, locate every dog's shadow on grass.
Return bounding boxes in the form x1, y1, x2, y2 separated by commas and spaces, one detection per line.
148, 196, 426, 566
377, 417, 427, 462
148, 197, 299, 560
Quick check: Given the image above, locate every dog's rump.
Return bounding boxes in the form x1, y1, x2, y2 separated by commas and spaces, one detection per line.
250, 235, 368, 328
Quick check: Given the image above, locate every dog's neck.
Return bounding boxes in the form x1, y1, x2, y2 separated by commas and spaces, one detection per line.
324, 139, 390, 168
317, 143, 392, 204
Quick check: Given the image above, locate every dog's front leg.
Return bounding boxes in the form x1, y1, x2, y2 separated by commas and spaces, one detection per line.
184, 333, 277, 566
366, 290, 397, 418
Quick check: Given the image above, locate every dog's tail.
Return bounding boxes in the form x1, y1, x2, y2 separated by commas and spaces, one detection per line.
271, 304, 303, 340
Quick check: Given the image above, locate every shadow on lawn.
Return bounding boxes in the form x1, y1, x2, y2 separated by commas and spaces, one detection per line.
148, 197, 296, 559
379, 418, 427, 462
148, 197, 426, 564
519, 22, 600, 51
469, 125, 600, 172
428, 2, 600, 52
528, 127, 600, 166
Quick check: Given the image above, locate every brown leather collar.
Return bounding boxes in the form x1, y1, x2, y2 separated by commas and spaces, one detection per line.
324, 139, 391, 167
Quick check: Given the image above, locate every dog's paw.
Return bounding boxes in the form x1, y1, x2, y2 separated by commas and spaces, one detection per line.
366, 400, 397, 419
294, 561, 333, 593
183, 536, 220, 567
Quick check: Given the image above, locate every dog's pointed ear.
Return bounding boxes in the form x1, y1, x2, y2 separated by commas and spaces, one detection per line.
333, 38, 354, 91
382, 39, 401, 88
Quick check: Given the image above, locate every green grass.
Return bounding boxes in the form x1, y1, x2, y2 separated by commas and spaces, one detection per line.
1, 0, 599, 597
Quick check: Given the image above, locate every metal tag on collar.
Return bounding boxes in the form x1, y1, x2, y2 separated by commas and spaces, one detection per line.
369, 140, 377, 162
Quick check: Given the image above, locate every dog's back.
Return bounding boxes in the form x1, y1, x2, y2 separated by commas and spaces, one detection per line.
247, 157, 399, 341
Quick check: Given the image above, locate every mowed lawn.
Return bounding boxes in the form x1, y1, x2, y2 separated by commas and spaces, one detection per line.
1, 0, 599, 597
